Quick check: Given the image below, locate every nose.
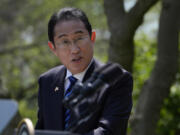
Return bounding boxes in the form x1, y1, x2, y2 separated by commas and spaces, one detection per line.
71, 43, 80, 54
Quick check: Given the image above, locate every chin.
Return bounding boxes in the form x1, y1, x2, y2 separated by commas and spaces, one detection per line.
71, 67, 85, 74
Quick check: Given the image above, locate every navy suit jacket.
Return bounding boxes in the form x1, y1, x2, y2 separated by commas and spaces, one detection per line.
35, 59, 133, 135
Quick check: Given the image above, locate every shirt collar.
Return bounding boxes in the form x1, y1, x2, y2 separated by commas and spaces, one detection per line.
65, 59, 93, 82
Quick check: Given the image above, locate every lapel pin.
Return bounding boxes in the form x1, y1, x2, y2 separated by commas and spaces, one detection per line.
54, 87, 59, 92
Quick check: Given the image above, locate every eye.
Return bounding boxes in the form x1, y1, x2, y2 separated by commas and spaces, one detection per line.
63, 40, 69, 43
76, 37, 83, 41
62, 40, 70, 45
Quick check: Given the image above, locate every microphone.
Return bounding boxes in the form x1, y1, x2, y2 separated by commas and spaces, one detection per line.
63, 63, 112, 108
98, 63, 123, 85
63, 63, 123, 108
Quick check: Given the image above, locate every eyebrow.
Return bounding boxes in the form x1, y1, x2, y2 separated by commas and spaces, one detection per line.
57, 34, 68, 39
74, 30, 84, 34
56, 30, 85, 39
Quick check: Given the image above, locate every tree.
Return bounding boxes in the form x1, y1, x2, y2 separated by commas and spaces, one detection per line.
104, 0, 180, 134
131, 0, 180, 134
104, 0, 159, 72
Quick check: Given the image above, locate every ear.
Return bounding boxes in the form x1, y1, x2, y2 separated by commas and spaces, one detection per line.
48, 41, 57, 56
91, 31, 96, 42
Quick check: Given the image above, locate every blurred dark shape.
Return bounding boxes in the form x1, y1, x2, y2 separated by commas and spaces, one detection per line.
0, 99, 21, 135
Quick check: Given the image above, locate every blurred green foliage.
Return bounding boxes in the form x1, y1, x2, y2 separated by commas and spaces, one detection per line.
0, 0, 179, 134
157, 80, 180, 135
133, 34, 157, 102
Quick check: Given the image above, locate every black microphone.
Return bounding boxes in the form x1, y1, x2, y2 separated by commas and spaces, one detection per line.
63, 63, 112, 108
98, 63, 123, 85
68, 63, 123, 108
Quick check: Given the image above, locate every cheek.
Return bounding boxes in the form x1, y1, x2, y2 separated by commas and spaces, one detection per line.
84, 44, 93, 56
56, 50, 69, 63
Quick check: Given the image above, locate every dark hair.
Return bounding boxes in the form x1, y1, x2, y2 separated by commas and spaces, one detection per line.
48, 7, 92, 44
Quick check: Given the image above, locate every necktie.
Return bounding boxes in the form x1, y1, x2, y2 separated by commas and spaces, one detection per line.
64, 76, 77, 129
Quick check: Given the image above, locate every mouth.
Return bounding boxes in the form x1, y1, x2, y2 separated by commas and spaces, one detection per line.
72, 57, 82, 62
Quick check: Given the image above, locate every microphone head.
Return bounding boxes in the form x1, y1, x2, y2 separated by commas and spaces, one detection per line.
94, 62, 112, 74
99, 63, 123, 84
86, 63, 112, 83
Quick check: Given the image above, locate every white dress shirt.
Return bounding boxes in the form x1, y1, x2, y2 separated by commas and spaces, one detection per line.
64, 59, 93, 91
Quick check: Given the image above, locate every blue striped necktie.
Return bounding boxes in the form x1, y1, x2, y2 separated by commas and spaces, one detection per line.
64, 76, 77, 129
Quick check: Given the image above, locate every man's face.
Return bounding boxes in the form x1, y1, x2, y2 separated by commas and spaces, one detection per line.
50, 20, 94, 74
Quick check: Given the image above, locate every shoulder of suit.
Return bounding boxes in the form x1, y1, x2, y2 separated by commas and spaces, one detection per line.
116, 64, 132, 80
119, 66, 133, 83
94, 59, 132, 76
93, 59, 104, 68
39, 65, 65, 79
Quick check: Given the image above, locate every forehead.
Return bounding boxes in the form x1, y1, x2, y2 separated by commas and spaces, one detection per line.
54, 20, 88, 36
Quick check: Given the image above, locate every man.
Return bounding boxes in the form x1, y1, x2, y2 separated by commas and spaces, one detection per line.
35, 7, 133, 135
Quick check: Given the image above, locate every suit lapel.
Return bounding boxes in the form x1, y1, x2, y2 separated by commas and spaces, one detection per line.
82, 59, 101, 82
50, 66, 66, 130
